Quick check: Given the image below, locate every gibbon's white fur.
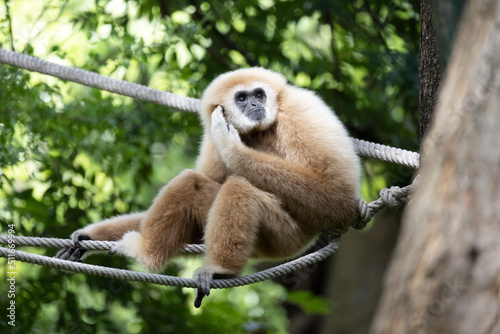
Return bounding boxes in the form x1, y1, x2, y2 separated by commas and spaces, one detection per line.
56, 67, 361, 306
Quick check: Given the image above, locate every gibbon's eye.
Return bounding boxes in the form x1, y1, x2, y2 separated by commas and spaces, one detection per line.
254, 89, 264, 99
236, 92, 247, 103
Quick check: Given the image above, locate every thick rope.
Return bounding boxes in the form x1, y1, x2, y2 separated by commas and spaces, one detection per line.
0, 236, 205, 254
354, 181, 416, 229
0, 48, 200, 113
352, 139, 420, 169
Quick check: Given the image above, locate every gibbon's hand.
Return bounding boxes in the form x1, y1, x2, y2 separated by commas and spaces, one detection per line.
211, 106, 242, 160
55, 231, 92, 262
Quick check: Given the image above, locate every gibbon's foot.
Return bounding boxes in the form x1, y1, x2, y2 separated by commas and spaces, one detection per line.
193, 271, 211, 308
193, 266, 235, 308
55, 232, 92, 262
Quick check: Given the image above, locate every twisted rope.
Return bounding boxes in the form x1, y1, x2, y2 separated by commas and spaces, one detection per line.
354, 180, 417, 229
0, 48, 200, 113
0, 238, 339, 289
0, 235, 205, 254
352, 139, 420, 168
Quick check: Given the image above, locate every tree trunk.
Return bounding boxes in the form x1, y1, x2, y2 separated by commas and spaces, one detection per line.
431, 0, 466, 71
370, 1, 500, 333
418, 0, 441, 140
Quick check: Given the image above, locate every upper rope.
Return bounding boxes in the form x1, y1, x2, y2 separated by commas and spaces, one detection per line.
0, 48, 201, 113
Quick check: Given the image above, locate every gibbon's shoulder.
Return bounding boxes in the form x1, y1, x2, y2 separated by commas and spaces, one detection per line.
277, 85, 358, 166
278, 85, 347, 133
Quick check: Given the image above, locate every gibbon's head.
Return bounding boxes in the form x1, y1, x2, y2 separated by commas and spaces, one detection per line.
201, 67, 287, 133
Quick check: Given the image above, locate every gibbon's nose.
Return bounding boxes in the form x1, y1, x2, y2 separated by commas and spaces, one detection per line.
249, 96, 258, 107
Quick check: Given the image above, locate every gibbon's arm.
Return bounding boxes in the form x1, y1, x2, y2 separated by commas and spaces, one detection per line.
210, 107, 350, 214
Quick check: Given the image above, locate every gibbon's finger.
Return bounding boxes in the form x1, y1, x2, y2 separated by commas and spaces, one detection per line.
214, 105, 225, 117
55, 232, 92, 261
217, 106, 233, 131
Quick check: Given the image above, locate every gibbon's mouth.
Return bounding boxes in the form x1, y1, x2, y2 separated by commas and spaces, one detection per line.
246, 107, 266, 121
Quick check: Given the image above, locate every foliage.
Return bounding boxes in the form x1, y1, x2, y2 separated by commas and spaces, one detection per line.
0, 0, 419, 333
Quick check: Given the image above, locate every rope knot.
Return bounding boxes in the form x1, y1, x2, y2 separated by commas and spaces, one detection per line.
380, 186, 405, 207
353, 198, 372, 230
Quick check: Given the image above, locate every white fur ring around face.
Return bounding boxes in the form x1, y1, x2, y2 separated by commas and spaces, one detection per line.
210, 106, 242, 153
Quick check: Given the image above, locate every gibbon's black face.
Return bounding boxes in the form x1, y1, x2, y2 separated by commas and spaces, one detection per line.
234, 88, 267, 121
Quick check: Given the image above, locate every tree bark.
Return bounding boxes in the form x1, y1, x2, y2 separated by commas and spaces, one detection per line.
370, 1, 500, 333
431, 0, 467, 71
418, 0, 441, 140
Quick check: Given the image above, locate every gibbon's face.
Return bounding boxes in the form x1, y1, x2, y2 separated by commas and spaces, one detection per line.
222, 82, 279, 134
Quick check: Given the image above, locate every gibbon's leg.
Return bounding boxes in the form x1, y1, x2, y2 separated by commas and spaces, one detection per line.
193, 175, 311, 307
56, 212, 146, 261
78, 212, 146, 241
111, 170, 221, 271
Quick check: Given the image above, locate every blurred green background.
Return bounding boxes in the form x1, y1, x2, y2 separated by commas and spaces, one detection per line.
0, 0, 419, 333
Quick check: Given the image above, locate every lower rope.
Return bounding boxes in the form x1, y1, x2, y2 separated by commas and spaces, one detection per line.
0, 238, 339, 289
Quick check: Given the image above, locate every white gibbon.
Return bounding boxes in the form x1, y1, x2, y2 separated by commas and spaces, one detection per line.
56, 67, 361, 307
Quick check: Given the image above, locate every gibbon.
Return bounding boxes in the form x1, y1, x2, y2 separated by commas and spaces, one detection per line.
56, 67, 361, 307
